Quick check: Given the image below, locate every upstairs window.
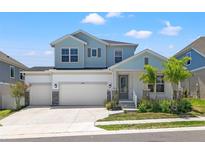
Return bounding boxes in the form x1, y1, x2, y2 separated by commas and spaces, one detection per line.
70, 48, 78, 62
144, 57, 149, 65
186, 52, 191, 66
91, 48, 97, 57
115, 50, 122, 63
61, 48, 69, 62
10, 66, 15, 78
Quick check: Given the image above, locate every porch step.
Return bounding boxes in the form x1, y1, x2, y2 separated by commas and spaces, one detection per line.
119, 100, 136, 109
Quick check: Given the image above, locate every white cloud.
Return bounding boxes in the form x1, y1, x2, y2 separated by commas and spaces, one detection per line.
44, 50, 53, 55
106, 12, 123, 18
160, 21, 182, 36
125, 29, 152, 39
24, 51, 37, 56
168, 44, 175, 49
81, 13, 105, 25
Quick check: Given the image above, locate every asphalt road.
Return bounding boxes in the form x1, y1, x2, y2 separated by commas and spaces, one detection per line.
1, 130, 205, 142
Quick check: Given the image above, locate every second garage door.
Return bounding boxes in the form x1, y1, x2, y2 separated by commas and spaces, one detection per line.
59, 83, 107, 106
30, 84, 52, 106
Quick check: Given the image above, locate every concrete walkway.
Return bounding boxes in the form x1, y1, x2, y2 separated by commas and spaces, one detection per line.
95, 116, 205, 126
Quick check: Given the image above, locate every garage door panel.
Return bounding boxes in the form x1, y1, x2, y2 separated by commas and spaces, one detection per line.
60, 83, 107, 106
30, 84, 52, 106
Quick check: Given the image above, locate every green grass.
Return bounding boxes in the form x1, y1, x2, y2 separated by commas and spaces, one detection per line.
0, 109, 14, 120
97, 112, 196, 122
97, 121, 205, 131
189, 99, 205, 115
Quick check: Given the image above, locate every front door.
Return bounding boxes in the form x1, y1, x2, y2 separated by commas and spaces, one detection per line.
119, 75, 129, 100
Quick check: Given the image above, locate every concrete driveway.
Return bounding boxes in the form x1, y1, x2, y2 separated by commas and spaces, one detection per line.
0, 106, 108, 139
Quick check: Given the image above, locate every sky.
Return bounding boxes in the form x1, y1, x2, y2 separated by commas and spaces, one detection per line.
0, 12, 205, 67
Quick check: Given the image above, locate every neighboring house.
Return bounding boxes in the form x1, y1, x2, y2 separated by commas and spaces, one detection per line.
24, 30, 173, 107
175, 36, 205, 98
0, 51, 28, 109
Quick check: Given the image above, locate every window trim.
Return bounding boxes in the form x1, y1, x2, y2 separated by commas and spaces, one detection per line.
61, 47, 79, 63
114, 49, 123, 64
148, 74, 165, 93
186, 52, 191, 66
10, 66, 15, 79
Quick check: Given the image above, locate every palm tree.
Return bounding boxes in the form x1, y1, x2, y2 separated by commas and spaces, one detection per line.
140, 65, 158, 99
163, 57, 192, 100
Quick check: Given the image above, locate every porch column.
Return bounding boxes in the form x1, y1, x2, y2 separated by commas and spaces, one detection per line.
112, 70, 117, 90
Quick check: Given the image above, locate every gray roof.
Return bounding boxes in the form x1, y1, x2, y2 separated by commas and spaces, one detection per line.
26, 66, 54, 71
175, 36, 205, 56
101, 39, 138, 46
0, 51, 28, 69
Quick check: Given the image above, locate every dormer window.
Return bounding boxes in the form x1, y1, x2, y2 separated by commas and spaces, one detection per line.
144, 57, 149, 65
115, 50, 122, 63
186, 52, 191, 66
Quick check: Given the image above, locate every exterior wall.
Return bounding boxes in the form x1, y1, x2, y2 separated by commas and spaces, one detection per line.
73, 32, 107, 68
176, 49, 205, 71
0, 61, 23, 84
107, 46, 136, 67
181, 68, 205, 99
25, 74, 52, 84
114, 52, 165, 70
0, 84, 25, 109
54, 37, 85, 68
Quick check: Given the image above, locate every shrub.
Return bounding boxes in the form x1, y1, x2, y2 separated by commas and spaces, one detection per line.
176, 99, 192, 114
159, 99, 171, 113
105, 101, 112, 110
138, 99, 152, 112
152, 100, 161, 112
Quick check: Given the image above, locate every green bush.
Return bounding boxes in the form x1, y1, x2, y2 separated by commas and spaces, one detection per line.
160, 99, 171, 113
176, 99, 192, 114
105, 101, 112, 110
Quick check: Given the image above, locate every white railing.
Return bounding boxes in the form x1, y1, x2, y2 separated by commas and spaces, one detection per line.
133, 90, 138, 107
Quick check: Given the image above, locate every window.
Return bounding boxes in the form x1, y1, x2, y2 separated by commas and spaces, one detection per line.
70, 48, 78, 62
115, 50, 122, 63
61, 48, 78, 63
97, 48, 101, 57
20, 72, 24, 80
91, 48, 97, 57
186, 52, 191, 65
144, 57, 149, 65
61, 48, 69, 62
156, 75, 164, 92
10, 66, 15, 78
147, 75, 164, 92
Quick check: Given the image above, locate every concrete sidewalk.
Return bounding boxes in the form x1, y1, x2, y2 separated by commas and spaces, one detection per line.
95, 116, 205, 126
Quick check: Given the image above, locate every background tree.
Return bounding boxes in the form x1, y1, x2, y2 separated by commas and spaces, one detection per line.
140, 65, 158, 98
10, 82, 29, 110
163, 57, 192, 100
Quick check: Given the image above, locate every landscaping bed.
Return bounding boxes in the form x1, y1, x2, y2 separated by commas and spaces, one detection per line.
97, 121, 205, 131
0, 110, 14, 126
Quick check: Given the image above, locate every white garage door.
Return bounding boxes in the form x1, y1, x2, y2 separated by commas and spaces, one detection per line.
30, 84, 52, 106
60, 83, 107, 106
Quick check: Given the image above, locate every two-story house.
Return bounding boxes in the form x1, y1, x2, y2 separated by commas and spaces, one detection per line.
175, 37, 205, 98
24, 30, 173, 107
0, 51, 28, 109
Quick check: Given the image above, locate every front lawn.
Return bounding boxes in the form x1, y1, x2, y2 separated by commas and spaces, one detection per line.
97, 112, 195, 122
97, 121, 205, 131
189, 99, 205, 115
0, 109, 14, 120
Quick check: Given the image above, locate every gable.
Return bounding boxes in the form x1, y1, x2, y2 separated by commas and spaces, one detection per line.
176, 48, 205, 71
110, 50, 166, 71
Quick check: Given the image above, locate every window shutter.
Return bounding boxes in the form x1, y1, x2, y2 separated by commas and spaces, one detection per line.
88, 48, 91, 57
97, 48, 101, 57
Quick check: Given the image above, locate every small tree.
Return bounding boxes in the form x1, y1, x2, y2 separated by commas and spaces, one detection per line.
10, 82, 29, 110
140, 65, 158, 99
163, 57, 192, 100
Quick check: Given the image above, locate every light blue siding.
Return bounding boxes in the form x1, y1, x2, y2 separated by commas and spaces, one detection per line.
73, 32, 107, 68
176, 49, 205, 71
54, 37, 85, 68
107, 46, 136, 67
114, 52, 165, 70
